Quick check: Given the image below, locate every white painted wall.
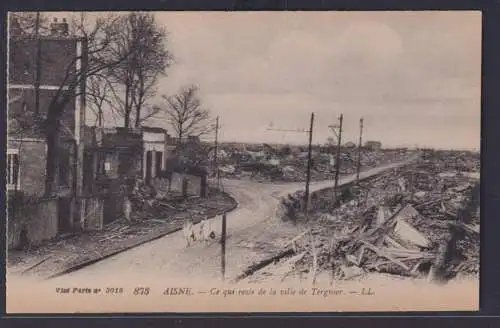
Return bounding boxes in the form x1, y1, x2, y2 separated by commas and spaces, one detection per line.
142, 131, 166, 179
144, 142, 165, 152
143, 131, 165, 143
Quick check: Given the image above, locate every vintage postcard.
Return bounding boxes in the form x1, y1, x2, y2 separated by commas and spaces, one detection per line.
6, 11, 480, 313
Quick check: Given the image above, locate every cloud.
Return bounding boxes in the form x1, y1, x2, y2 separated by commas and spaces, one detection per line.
149, 11, 480, 149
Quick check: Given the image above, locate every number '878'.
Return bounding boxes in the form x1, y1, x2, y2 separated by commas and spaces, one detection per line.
133, 287, 150, 295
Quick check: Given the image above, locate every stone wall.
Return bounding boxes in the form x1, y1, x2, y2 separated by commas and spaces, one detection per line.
7, 195, 58, 249
153, 172, 206, 198
8, 139, 47, 197
170, 172, 203, 197
81, 196, 104, 230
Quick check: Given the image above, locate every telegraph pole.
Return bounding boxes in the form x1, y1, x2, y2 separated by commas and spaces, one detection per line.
35, 12, 42, 116
267, 113, 315, 217
304, 112, 315, 218
356, 117, 364, 184
221, 212, 227, 281
332, 114, 343, 204
214, 116, 220, 187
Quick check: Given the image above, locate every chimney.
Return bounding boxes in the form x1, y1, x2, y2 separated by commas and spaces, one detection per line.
49, 17, 69, 37
9, 17, 22, 37
50, 17, 58, 35
60, 17, 69, 36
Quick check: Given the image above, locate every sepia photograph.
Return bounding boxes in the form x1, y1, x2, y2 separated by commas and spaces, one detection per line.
6, 10, 480, 313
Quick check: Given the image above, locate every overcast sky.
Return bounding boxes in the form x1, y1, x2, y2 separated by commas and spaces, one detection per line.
51, 11, 481, 149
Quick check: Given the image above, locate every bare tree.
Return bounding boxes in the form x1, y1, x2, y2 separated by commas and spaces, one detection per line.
87, 74, 113, 127
106, 12, 173, 128
161, 85, 214, 144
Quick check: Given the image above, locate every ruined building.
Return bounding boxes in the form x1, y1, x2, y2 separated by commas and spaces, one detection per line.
364, 141, 383, 150
7, 18, 88, 248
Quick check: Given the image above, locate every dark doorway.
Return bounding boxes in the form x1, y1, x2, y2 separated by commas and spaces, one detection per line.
103, 195, 120, 224
58, 147, 71, 188
103, 178, 125, 224
118, 151, 134, 176
58, 197, 72, 233
145, 151, 153, 184
155, 151, 163, 178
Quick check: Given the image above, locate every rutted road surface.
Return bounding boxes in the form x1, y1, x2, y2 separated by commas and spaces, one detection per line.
52, 156, 419, 285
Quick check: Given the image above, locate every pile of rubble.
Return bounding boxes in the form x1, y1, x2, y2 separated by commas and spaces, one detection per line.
125, 178, 232, 223
312, 204, 446, 281
217, 147, 415, 183
276, 151, 480, 282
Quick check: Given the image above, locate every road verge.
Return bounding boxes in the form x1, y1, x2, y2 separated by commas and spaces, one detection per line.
8, 190, 238, 280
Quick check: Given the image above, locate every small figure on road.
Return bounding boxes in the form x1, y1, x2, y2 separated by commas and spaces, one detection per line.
183, 218, 196, 247
198, 216, 216, 243
198, 219, 206, 242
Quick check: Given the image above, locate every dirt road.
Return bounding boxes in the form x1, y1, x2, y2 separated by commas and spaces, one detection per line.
50, 157, 418, 285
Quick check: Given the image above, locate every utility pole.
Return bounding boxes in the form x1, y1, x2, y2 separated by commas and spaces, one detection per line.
330, 114, 343, 204
304, 112, 314, 218
267, 113, 315, 217
214, 116, 220, 188
34, 12, 42, 116
356, 117, 364, 184
221, 212, 227, 281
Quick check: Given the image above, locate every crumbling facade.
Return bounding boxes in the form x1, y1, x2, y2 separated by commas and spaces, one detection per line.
81, 127, 144, 227
156, 163, 208, 199
142, 126, 175, 185
7, 19, 87, 248
365, 141, 382, 150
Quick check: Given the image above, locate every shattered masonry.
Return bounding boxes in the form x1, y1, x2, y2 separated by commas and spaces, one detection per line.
266, 150, 479, 283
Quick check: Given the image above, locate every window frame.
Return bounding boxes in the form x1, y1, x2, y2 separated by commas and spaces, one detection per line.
7, 149, 21, 191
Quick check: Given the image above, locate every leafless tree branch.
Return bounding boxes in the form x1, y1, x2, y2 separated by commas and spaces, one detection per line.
159, 85, 214, 144
104, 12, 173, 128
14, 13, 143, 195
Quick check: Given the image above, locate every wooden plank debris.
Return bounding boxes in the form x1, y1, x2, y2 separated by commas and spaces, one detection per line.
393, 219, 431, 248
358, 240, 411, 271
282, 229, 311, 250
392, 205, 431, 248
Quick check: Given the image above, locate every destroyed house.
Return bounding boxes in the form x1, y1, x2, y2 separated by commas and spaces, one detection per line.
81, 127, 143, 227
169, 135, 200, 146
343, 141, 357, 148
187, 135, 201, 144
142, 126, 175, 185
7, 25, 88, 248
83, 127, 143, 189
364, 141, 382, 150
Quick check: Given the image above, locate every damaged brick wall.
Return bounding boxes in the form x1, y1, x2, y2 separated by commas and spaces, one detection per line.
152, 177, 169, 198
100, 178, 124, 224
8, 88, 76, 137
170, 172, 203, 197
7, 139, 76, 246
7, 36, 82, 247
9, 38, 78, 87
9, 37, 79, 139
99, 149, 142, 224
7, 195, 58, 249
81, 196, 104, 230
8, 139, 47, 197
